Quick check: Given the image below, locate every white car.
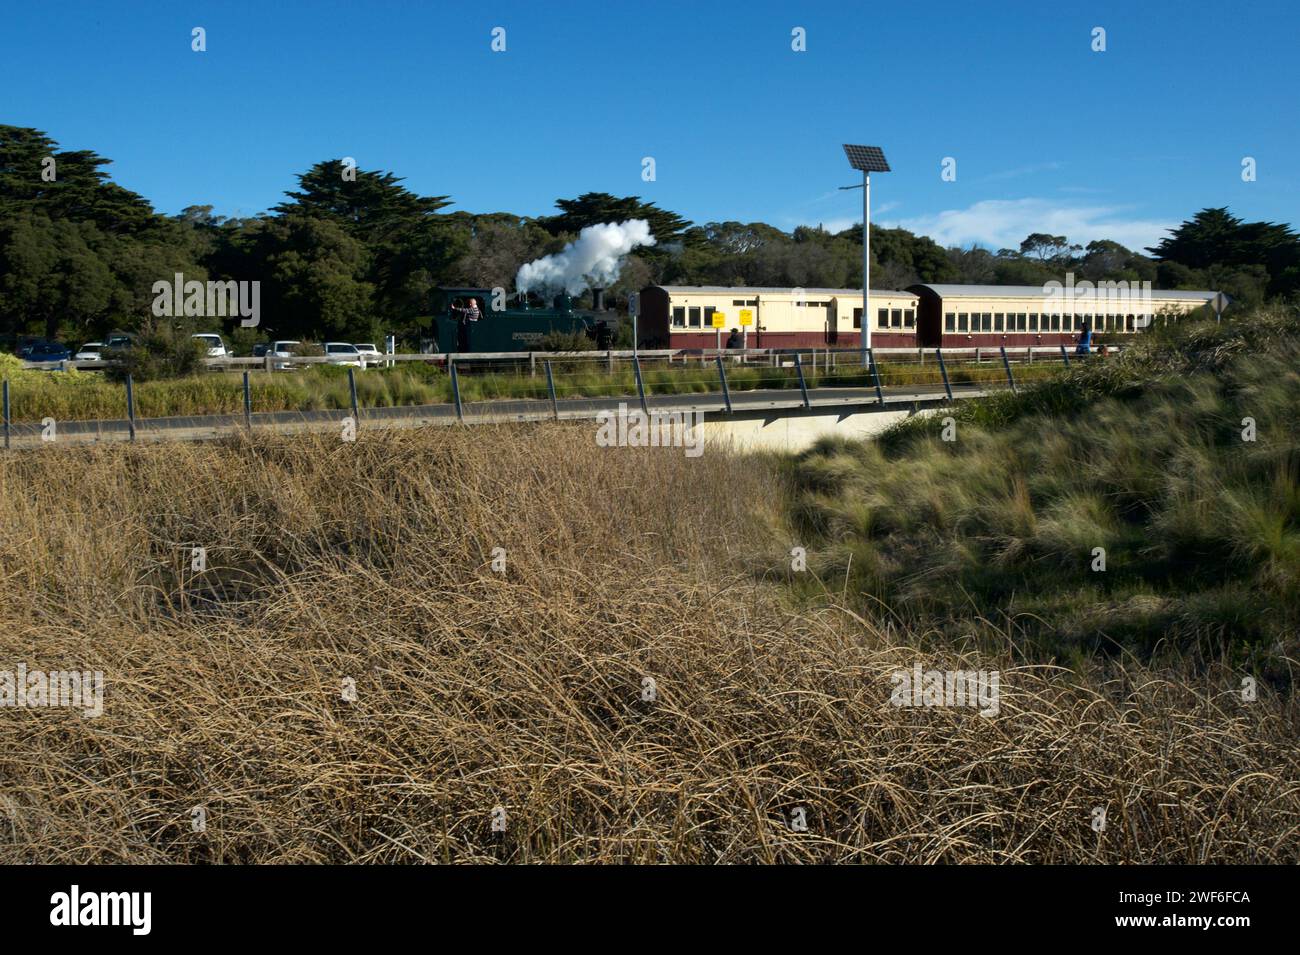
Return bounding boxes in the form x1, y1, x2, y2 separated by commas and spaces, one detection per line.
192, 333, 228, 358
355, 343, 383, 367
74, 342, 103, 361
323, 342, 365, 368
270, 340, 301, 370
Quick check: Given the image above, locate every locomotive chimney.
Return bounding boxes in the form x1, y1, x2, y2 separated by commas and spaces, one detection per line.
591, 287, 606, 312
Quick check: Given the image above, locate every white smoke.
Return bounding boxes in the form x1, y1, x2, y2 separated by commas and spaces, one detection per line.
516, 219, 656, 297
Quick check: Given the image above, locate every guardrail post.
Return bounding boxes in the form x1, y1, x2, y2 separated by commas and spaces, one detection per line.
936, 348, 953, 401
264, 352, 274, 374
867, 347, 884, 405
242, 371, 252, 429
715, 356, 733, 414
793, 353, 811, 410
347, 367, 359, 427
125, 373, 136, 442
2, 380, 9, 449
544, 360, 559, 420
607, 349, 614, 375
530, 352, 536, 378
450, 358, 464, 423
1000, 345, 1017, 393
1060, 345, 1070, 368
632, 356, 649, 416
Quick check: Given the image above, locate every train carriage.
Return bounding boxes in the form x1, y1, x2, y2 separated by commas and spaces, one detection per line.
907, 284, 1223, 349
638, 286, 919, 349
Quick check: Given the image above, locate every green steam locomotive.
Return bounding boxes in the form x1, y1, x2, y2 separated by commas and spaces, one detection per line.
431, 288, 615, 353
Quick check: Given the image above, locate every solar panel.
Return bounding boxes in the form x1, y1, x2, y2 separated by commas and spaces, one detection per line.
842, 144, 891, 173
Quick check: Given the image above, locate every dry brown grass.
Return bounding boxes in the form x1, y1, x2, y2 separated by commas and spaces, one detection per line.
0, 426, 1296, 863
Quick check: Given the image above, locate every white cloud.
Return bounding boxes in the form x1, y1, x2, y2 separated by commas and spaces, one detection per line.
891, 198, 1177, 252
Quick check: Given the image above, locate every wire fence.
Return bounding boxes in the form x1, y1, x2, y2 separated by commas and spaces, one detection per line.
3, 345, 1107, 446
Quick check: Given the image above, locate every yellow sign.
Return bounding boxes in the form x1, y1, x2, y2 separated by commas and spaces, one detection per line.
711, 311, 726, 328
738, 308, 753, 326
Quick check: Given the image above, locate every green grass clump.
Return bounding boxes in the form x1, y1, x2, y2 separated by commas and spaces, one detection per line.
778, 306, 1300, 668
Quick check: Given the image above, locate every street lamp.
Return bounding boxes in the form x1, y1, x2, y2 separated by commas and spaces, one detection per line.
841, 144, 891, 365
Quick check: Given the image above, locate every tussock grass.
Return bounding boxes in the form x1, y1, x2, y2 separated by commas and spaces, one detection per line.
783, 307, 1300, 666
1, 426, 1296, 862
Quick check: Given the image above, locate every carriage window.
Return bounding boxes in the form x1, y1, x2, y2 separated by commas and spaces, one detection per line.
994, 313, 1004, 331
672, 307, 685, 327
958, 313, 969, 332
1128, 314, 1137, 331
982, 313, 993, 332
688, 306, 701, 327
703, 306, 716, 327
853, 308, 862, 329
945, 312, 956, 332
878, 308, 889, 329
891, 309, 902, 328
904, 309, 915, 328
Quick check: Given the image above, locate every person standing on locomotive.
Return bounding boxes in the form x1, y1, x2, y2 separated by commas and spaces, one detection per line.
453, 296, 480, 352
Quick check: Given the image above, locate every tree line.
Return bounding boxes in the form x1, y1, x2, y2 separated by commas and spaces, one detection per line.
2, 124, 1297, 349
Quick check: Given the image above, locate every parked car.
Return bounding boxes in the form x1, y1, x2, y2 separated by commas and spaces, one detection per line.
101, 333, 134, 355
26, 341, 72, 363
354, 343, 383, 367
270, 340, 301, 370
323, 342, 365, 368
192, 333, 228, 358
252, 343, 270, 358
74, 342, 104, 361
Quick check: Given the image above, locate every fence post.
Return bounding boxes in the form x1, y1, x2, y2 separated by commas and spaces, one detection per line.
793, 352, 811, 409
545, 360, 559, 420
450, 358, 464, 423
125, 373, 136, 442
2, 379, 9, 450
632, 356, 649, 416
607, 349, 614, 375
715, 356, 733, 414
1000, 345, 1017, 393
936, 348, 953, 401
1060, 345, 1071, 368
265, 352, 274, 374
243, 371, 252, 429
530, 352, 536, 378
347, 367, 359, 428
867, 347, 884, 405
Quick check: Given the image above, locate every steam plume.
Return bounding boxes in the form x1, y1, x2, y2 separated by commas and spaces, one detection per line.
516, 220, 655, 297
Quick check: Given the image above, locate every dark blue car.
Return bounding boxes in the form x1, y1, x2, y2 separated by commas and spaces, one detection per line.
25, 341, 72, 363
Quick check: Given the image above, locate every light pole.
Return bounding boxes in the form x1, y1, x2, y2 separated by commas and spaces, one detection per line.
841, 144, 891, 366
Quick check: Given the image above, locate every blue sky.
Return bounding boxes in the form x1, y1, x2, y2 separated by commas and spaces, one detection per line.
4, 0, 1297, 252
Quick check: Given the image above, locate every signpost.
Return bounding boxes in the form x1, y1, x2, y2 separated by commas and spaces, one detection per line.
739, 307, 753, 350
712, 309, 726, 350
1212, 291, 1228, 323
